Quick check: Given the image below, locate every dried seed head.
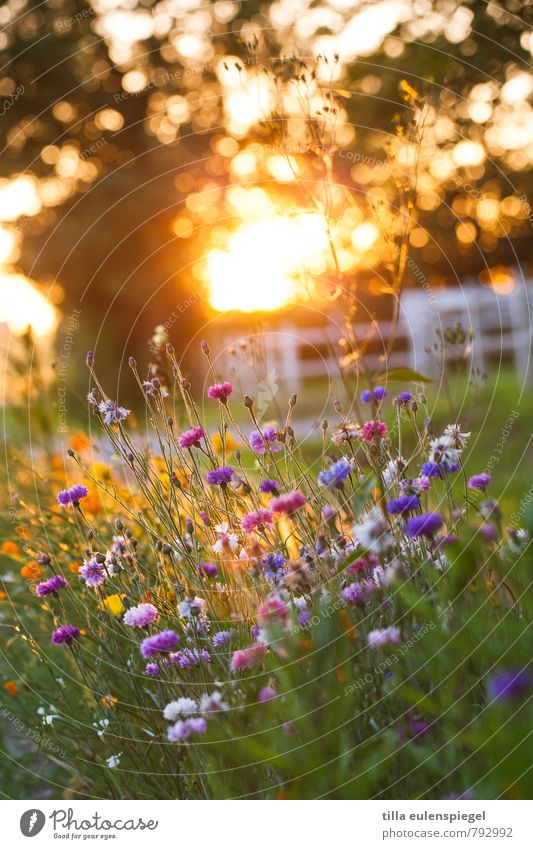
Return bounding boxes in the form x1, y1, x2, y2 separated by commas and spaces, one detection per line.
322, 419, 328, 431
182, 379, 191, 391
67, 448, 75, 458
166, 342, 174, 354
201, 340, 210, 356
86, 351, 94, 367
114, 519, 123, 531
243, 395, 254, 409
289, 393, 298, 407
334, 399, 343, 413
128, 357, 136, 368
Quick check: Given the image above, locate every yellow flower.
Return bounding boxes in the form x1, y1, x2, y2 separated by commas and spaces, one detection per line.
100, 594, 126, 616
212, 431, 239, 456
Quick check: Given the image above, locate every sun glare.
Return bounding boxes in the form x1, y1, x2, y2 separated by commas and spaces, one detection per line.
0, 273, 57, 335
206, 213, 330, 312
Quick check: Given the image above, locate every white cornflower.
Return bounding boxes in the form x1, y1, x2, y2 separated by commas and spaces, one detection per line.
178, 596, 206, 619
163, 698, 198, 721
353, 508, 393, 554
106, 753, 122, 768
199, 691, 229, 715
443, 424, 471, 448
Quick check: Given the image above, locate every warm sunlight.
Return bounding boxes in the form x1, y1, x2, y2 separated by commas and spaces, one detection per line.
0, 273, 57, 335
206, 213, 331, 312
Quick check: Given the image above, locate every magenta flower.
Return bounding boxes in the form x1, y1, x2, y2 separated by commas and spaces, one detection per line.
123, 603, 158, 627
140, 630, 180, 658
241, 509, 274, 534
231, 643, 267, 670
207, 382, 233, 401
36, 575, 68, 597
179, 426, 206, 449
361, 420, 388, 442
270, 490, 306, 515
257, 596, 288, 627
52, 625, 80, 645
57, 484, 88, 508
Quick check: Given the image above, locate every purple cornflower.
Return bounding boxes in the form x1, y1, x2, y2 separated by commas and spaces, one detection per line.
395, 391, 413, 404
258, 687, 277, 702
179, 426, 206, 449
123, 602, 158, 627
98, 399, 130, 425
206, 466, 233, 486
241, 509, 274, 534
421, 462, 441, 478
57, 484, 88, 508
259, 479, 279, 496
361, 386, 387, 403
468, 473, 491, 492
212, 629, 233, 647
145, 662, 160, 676
172, 647, 211, 669
271, 490, 306, 515
318, 459, 352, 488
342, 582, 373, 607
36, 575, 68, 597
200, 562, 218, 578
207, 382, 233, 401
167, 716, 207, 742
80, 558, 107, 588
140, 630, 180, 659
487, 668, 532, 702
250, 426, 281, 454
52, 625, 80, 645
386, 495, 420, 515
407, 513, 443, 538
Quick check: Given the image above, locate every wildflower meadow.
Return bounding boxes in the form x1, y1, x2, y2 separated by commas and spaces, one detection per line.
0, 0, 533, 825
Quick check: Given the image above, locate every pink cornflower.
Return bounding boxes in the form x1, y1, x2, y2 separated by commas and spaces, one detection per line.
361, 420, 388, 443
207, 382, 233, 401
231, 643, 267, 670
257, 596, 288, 627
270, 490, 307, 515
179, 426, 205, 449
241, 509, 274, 534
123, 603, 158, 628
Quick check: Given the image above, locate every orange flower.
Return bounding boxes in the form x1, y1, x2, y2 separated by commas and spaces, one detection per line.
0, 591, 7, 601
1, 541, 20, 556
70, 432, 91, 453
68, 563, 81, 574
4, 680, 18, 697
101, 694, 118, 709
20, 562, 43, 581
82, 493, 102, 514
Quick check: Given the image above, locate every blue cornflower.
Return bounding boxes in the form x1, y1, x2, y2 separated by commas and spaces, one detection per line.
318, 459, 352, 488
421, 462, 441, 478
386, 495, 420, 515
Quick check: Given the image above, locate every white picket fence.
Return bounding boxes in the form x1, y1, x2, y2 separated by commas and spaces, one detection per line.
220, 282, 533, 387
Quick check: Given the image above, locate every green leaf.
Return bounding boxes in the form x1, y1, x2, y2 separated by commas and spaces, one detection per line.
374, 367, 435, 384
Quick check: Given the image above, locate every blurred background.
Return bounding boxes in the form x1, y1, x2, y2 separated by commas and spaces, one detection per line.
1, 0, 533, 485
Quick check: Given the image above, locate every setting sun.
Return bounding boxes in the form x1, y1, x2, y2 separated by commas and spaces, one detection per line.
206, 213, 331, 312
